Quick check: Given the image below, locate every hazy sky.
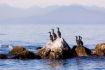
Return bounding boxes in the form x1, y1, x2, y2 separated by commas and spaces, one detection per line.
0, 0, 105, 8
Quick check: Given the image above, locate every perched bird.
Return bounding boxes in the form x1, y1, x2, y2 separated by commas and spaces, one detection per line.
52, 29, 57, 40
75, 36, 80, 46
57, 27, 61, 38
79, 36, 84, 46
48, 32, 53, 42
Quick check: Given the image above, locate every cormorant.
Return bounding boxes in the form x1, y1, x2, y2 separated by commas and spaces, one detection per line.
48, 32, 53, 41
75, 36, 80, 46
52, 29, 57, 40
57, 27, 61, 38
79, 36, 84, 46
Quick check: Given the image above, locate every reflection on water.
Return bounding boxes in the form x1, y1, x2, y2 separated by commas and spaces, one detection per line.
47, 60, 64, 70
0, 57, 105, 70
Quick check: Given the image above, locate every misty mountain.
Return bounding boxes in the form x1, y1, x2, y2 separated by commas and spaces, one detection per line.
0, 4, 58, 20
0, 5, 105, 24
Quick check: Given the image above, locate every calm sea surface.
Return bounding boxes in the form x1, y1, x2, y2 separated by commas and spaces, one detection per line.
0, 23, 105, 70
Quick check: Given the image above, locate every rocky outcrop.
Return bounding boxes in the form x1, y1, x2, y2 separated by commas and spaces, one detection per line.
9, 46, 26, 55
72, 36, 91, 57
37, 38, 72, 59
9, 46, 41, 59
92, 43, 105, 56
72, 45, 91, 57
13, 51, 41, 59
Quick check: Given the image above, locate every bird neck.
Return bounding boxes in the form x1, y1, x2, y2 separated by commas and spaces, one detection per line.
79, 36, 82, 40
58, 28, 60, 31
76, 36, 78, 40
53, 31, 55, 34
49, 33, 51, 36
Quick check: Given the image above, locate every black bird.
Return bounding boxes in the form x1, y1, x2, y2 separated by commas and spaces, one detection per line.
48, 32, 53, 41
75, 36, 80, 46
79, 36, 84, 46
52, 29, 57, 40
57, 27, 61, 38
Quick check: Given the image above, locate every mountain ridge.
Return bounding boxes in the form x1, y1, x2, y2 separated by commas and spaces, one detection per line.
0, 4, 105, 24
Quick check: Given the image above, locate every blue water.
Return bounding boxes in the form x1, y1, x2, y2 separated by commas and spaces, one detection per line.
0, 23, 105, 70
0, 57, 105, 70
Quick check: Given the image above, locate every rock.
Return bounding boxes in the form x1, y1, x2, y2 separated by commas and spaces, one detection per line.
37, 38, 72, 59
92, 43, 105, 56
14, 51, 41, 59
9, 46, 41, 59
0, 54, 7, 59
72, 45, 91, 57
9, 46, 27, 55
71, 45, 77, 56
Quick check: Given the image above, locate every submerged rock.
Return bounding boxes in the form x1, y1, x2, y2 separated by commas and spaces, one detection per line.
0, 54, 7, 59
92, 43, 105, 56
72, 45, 91, 57
37, 38, 72, 59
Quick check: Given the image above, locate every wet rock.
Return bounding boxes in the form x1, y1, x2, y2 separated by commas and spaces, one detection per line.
0, 54, 7, 59
92, 43, 105, 56
14, 51, 41, 59
9, 46, 41, 59
71, 45, 77, 56
37, 38, 72, 59
72, 45, 91, 57
9, 46, 27, 55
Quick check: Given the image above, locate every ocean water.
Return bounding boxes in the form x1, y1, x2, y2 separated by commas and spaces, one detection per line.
0, 23, 105, 70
